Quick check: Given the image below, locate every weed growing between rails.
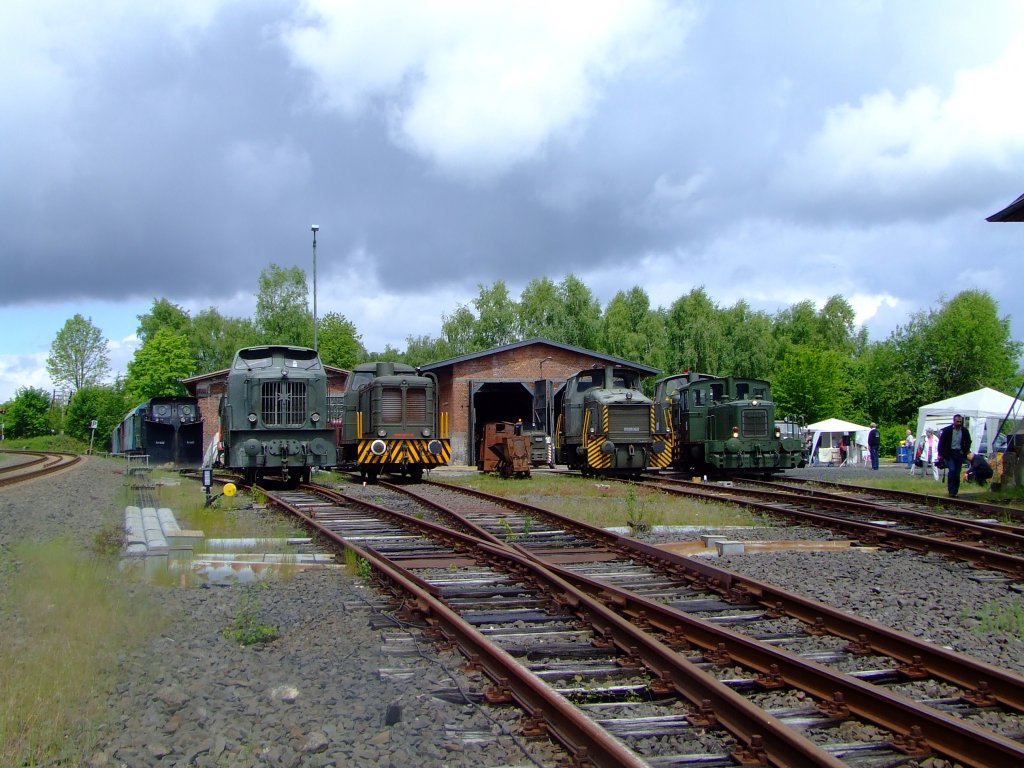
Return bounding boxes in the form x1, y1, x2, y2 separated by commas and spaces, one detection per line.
344, 548, 373, 581
624, 483, 657, 536
223, 585, 280, 646
963, 597, 1024, 638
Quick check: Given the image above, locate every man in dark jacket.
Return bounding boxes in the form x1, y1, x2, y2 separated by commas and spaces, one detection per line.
938, 414, 972, 497
966, 451, 993, 485
867, 423, 880, 470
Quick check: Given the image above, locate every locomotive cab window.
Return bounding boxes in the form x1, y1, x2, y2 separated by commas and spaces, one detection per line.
284, 355, 321, 370
736, 382, 749, 399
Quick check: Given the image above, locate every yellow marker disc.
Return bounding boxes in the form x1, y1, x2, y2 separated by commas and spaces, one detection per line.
223, 482, 237, 497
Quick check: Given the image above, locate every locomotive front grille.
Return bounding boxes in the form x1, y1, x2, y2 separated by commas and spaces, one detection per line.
381, 387, 402, 423
607, 404, 651, 440
261, 381, 308, 426
406, 389, 426, 421
741, 408, 770, 438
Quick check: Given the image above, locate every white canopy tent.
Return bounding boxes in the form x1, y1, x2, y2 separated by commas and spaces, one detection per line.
806, 418, 871, 466
914, 388, 1024, 455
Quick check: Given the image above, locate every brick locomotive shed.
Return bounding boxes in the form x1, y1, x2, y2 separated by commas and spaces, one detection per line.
182, 337, 658, 468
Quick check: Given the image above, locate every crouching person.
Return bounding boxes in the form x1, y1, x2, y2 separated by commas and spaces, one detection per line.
966, 452, 994, 486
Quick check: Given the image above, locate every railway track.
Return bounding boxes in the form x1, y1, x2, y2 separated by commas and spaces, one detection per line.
758, 476, 1024, 524
634, 474, 1024, 579
255, 477, 1024, 767
0, 449, 82, 487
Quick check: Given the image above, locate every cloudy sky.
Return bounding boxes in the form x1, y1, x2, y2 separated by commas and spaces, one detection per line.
2, 0, 1023, 403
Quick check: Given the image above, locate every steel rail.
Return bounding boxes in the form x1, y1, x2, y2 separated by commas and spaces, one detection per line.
646, 480, 1024, 578
532, 553, 1024, 767
273, 485, 846, 768
408, 480, 1024, 714
331, 480, 1024, 766
0, 450, 81, 488
664, 476, 1024, 546
760, 475, 1024, 523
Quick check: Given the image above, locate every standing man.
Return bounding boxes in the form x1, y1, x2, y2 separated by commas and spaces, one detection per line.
868, 422, 880, 470
938, 414, 972, 498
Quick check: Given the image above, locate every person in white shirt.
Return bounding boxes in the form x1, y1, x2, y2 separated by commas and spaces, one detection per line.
913, 428, 940, 480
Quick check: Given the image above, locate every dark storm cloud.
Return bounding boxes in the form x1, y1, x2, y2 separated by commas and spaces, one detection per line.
1, 0, 1022, 361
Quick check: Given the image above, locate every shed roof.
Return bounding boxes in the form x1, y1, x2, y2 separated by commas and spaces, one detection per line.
418, 337, 662, 376
987, 192, 1024, 222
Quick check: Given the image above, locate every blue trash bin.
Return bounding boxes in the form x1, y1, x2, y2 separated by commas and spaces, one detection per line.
897, 446, 909, 464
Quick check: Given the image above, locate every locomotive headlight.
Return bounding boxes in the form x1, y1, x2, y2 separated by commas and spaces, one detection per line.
248, 412, 258, 424
311, 412, 321, 423
421, 428, 431, 437
774, 426, 781, 438
731, 426, 740, 438
377, 428, 387, 438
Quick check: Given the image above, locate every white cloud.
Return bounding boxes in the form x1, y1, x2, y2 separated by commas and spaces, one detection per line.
283, 0, 695, 178
0, 352, 52, 404
779, 31, 1024, 201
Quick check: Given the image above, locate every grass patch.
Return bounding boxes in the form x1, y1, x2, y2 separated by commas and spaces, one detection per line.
963, 597, 1024, 638
344, 548, 373, 580
0, 539, 166, 765
438, 472, 760, 530
0, 434, 90, 453
223, 586, 279, 646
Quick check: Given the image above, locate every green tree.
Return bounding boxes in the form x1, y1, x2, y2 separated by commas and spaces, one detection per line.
773, 300, 819, 351
923, 290, 1021, 395
317, 312, 366, 370
255, 264, 311, 345
441, 305, 479, 356
719, 301, 777, 379
137, 299, 191, 345
5, 387, 52, 439
664, 287, 724, 374
817, 295, 859, 354
125, 328, 194, 402
602, 287, 667, 371
65, 385, 130, 446
517, 277, 563, 339
403, 335, 452, 368
557, 274, 603, 350
877, 289, 1022, 421
364, 343, 405, 362
46, 314, 110, 394
190, 308, 258, 374
772, 345, 855, 422
471, 281, 518, 349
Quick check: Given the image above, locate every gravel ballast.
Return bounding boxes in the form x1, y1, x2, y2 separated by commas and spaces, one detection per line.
3, 456, 1024, 767
1, 457, 565, 768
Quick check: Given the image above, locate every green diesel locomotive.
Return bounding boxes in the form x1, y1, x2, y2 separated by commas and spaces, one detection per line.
217, 345, 338, 486
653, 371, 802, 477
